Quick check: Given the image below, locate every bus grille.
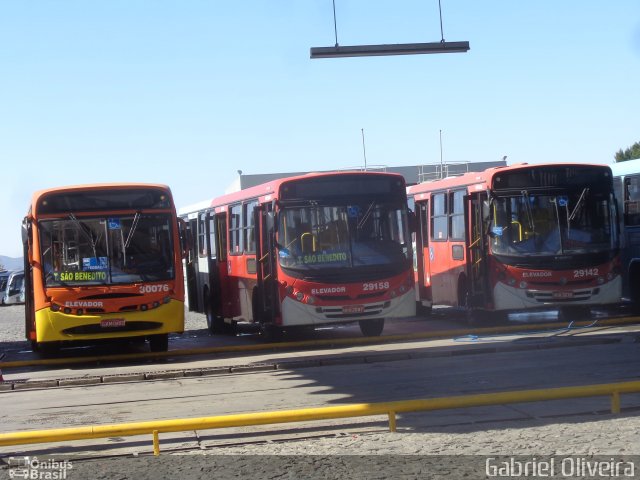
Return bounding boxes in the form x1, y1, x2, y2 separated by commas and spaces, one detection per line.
316, 301, 390, 319
525, 289, 595, 303
62, 321, 163, 335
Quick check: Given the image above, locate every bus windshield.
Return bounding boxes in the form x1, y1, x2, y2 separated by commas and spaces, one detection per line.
277, 202, 410, 271
490, 190, 615, 256
39, 213, 175, 287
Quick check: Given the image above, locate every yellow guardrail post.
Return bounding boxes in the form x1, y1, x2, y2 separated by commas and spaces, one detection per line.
152, 430, 160, 456
388, 411, 397, 432
611, 391, 621, 414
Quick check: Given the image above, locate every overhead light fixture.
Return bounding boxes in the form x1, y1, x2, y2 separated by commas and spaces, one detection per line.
310, 41, 469, 59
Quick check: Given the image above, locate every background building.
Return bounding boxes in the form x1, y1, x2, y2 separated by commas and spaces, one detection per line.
226, 160, 508, 193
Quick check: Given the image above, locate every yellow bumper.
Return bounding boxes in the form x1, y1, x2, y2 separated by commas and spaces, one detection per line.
34, 300, 185, 342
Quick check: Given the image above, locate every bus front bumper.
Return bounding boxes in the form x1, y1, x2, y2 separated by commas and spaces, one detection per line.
280, 289, 416, 327
492, 276, 622, 311
34, 300, 185, 343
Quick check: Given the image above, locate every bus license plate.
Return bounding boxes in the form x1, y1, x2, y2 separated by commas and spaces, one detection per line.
100, 319, 126, 328
552, 291, 573, 299
343, 305, 365, 314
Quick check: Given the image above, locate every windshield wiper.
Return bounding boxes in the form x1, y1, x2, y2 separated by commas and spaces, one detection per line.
124, 212, 141, 249
568, 188, 589, 223
68, 213, 101, 257
521, 190, 535, 233
357, 202, 376, 230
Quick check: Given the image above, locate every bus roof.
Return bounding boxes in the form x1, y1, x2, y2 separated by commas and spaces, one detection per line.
180, 170, 406, 214
28, 183, 174, 217
30, 182, 171, 202
407, 162, 611, 195
609, 158, 640, 177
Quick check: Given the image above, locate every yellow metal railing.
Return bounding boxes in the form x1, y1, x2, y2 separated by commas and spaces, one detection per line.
1, 380, 639, 454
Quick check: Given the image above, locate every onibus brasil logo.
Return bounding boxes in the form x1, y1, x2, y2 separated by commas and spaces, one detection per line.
8, 456, 73, 479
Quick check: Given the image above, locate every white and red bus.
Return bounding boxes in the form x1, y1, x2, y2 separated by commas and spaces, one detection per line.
179, 171, 415, 337
407, 163, 621, 322
22, 183, 186, 352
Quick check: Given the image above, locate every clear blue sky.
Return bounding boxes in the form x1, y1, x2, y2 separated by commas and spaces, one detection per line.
1, 1, 639, 257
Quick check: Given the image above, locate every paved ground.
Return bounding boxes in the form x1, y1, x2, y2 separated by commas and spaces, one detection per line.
2, 304, 640, 479
2, 414, 640, 479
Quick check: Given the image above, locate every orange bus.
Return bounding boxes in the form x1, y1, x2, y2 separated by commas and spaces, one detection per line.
407, 163, 621, 322
21, 183, 185, 352
179, 171, 415, 338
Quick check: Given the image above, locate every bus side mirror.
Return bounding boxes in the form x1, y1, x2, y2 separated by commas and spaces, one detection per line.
21, 218, 33, 264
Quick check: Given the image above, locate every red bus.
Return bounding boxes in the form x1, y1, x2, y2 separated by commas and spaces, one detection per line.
179, 171, 415, 338
22, 183, 186, 352
407, 163, 621, 322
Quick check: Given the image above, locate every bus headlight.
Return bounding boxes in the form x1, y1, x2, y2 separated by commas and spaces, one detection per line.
141, 304, 148, 311
51, 304, 60, 312
76, 309, 84, 316
295, 292, 304, 302
597, 277, 605, 285
508, 278, 516, 286
519, 281, 527, 289
307, 296, 316, 305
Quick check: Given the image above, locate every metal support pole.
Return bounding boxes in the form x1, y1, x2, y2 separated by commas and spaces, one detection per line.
153, 430, 160, 456
611, 391, 621, 414
388, 411, 397, 432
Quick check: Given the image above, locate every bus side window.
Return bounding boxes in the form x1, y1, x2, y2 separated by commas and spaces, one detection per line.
624, 176, 640, 226
216, 214, 227, 261
229, 204, 242, 254
431, 192, 448, 241
208, 213, 216, 259
243, 200, 258, 254
198, 213, 207, 257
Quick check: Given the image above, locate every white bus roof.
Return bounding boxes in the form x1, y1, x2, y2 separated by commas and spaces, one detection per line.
610, 158, 640, 177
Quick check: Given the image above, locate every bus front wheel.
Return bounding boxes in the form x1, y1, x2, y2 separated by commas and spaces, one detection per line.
359, 318, 384, 337
149, 334, 169, 352
205, 301, 224, 334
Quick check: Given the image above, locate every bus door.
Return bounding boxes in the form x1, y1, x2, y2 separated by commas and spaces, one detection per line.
215, 212, 233, 319
185, 217, 199, 311
22, 218, 35, 342
203, 211, 222, 318
415, 200, 432, 304
467, 192, 489, 307
255, 202, 278, 323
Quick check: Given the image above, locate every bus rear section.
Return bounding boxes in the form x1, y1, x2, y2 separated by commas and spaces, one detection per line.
23, 184, 185, 352
181, 172, 415, 338
409, 163, 621, 322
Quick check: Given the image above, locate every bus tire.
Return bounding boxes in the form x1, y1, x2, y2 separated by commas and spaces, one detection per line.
416, 301, 432, 317
559, 306, 591, 322
261, 324, 283, 342
36, 341, 61, 356
359, 318, 384, 337
204, 290, 225, 334
149, 334, 169, 352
